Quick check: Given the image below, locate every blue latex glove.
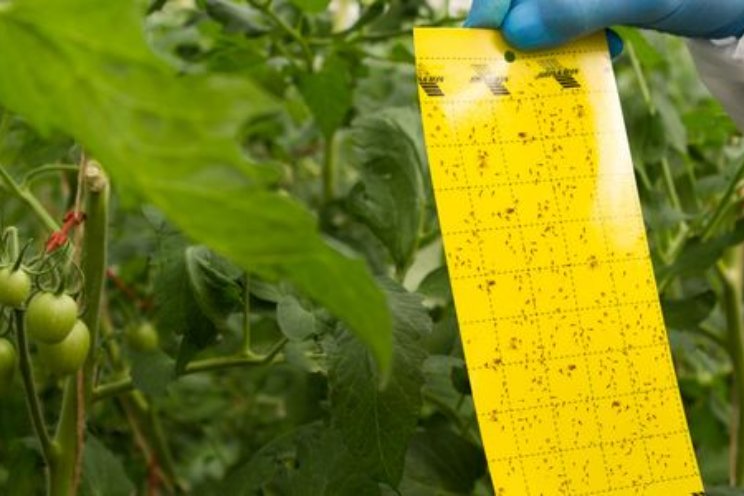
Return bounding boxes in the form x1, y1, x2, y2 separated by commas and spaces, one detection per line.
466, 0, 744, 51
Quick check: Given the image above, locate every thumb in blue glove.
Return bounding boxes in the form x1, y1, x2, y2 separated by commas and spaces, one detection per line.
465, 0, 744, 51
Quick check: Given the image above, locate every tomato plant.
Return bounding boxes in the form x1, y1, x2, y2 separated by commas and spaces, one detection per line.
0, 0, 742, 495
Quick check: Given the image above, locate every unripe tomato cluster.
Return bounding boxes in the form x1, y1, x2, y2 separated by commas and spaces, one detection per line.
0, 264, 90, 384
24, 291, 90, 376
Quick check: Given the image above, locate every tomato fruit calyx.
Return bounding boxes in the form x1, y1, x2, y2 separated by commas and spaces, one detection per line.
25, 292, 78, 344
0, 338, 17, 392
0, 267, 32, 309
37, 320, 90, 376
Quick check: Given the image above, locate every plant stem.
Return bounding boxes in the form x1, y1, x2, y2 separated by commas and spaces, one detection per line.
718, 254, 744, 487
243, 274, 252, 355
81, 165, 109, 401
14, 309, 55, 463
695, 323, 730, 352
242, 274, 252, 355
337, 16, 464, 45
3, 226, 19, 261
90, 376, 132, 400
658, 157, 690, 260
659, 159, 744, 292
322, 132, 336, 202
184, 339, 285, 373
92, 338, 288, 402
49, 378, 78, 496
422, 391, 477, 443
701, 159, 744, 242
626, 41, 655, 115
0, 165, 59, 231
22, 164, 80, 187
250, 0, 314, 69
660, 157, 683, 217
147, 405, 178, 487
49, 165, 110, 496
146, 0, 168, 14
98, 311, 183, 491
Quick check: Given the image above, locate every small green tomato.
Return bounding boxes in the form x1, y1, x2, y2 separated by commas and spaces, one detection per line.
37, 320, 90, 376
126, 322, 160, 352
0, 267, 31, 308
0, 338, 17, 392
25, 292, 78, 344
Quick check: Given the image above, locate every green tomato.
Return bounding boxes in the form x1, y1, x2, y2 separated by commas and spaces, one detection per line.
0, 267, 31, 308
37, 320, 90, 376
127, 322, 160, 352
25, 292, 78, 344
0, 338, 17, 391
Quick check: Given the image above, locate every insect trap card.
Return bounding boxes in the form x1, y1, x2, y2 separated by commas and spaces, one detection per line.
414, 28, 703, 495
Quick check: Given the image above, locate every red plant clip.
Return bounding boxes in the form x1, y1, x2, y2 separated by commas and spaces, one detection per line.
45, 211, 86, 253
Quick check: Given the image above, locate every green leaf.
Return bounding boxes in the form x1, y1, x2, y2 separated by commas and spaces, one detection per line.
343, 0, 386, 34
614, 27, 664, 68
219, 424, 379, 495
287, 427, 381, 495
277, 295, 317, 341
687, 392, 729, 483
185, 245, 242, 331
656, 93, 687, 153
152, 241, 240, 370
289, 0, 332, 14
2, 440, 41, 496
249, 278, 284, 303
659, 219, 744, 282
328, 280, 430, 486
348, 108, 427, 270
684, 101, 739, 148
298, 56, 352, 138
401, 426, 486, 494
417, 266, 452, 304
642, 192, 690, 231
128, 349, 176, 397
204, 0, 270, 36
152, 237, 219, 370
158, 187, 393, 374
671, 330, 731, 385
0, 0, 392, 375
661, 291, 717, 331
705, 488, 744, 496
80, 435, 135, 496
0, 114, 71, 169
218, 429, 296, 494
633, 112, 667, 165
422, 355, 473, 414
449, 363, 471, 396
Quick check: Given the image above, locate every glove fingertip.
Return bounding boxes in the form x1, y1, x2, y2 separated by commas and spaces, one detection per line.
606, 29, 624, 59
464, 0, 510, 29
501, 1, 564, 50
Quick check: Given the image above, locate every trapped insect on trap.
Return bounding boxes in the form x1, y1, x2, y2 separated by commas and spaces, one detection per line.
414, 28, 705, 495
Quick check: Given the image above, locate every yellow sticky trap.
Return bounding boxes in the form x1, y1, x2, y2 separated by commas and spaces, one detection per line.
415, 28, 703, 495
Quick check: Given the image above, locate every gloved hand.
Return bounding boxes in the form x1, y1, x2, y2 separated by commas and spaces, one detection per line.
466, 0, 744, 51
